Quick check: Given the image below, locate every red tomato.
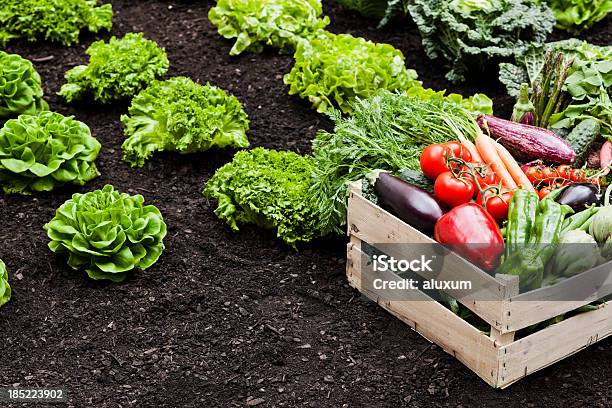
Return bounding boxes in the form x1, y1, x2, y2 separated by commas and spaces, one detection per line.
569, 168, 584, 182
524, 166, 543, 184
420, 144, 450, 180
434, 171, 475, 208
556, 165, 571, 180
420, 143, 472, 180
474, 171, 498, 190
443, 142, 472, 163
538, 186, 552, 199
542, 166, 558, 182
477, 190, 513, 223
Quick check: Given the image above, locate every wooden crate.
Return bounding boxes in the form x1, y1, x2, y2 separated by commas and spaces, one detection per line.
346, 181, 612, 388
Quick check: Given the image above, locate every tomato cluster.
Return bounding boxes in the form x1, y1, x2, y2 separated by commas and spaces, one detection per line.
521, 161, 603, 199
420, 142, 512, 223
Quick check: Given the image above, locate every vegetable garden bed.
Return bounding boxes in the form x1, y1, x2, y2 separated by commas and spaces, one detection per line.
347, 181, 612, 388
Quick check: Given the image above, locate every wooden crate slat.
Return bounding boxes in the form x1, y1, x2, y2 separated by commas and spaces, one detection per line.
498, 303, 612, 388
347, 243, 500, 386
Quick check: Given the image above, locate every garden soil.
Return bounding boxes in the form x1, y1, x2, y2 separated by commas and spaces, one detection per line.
0, 1, 610, 407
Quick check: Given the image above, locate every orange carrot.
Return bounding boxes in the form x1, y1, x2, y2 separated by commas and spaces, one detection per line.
494, 141, 536, 192
457, 135, 482, 162
475, 131, 518, 189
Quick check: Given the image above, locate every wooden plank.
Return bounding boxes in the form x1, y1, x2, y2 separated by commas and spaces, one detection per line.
347, 188, 508, 329
504, 261, 612, 332
490, 275, 519, 346
498, 303, 612, 388
347, 245, 500, 386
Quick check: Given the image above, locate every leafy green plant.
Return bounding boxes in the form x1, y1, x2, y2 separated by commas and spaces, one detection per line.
203, 148, 321, 247
59, 33, 169, 104
44, 185, 167, 282
542, 0, 612, 33
0, 51, 48, 120
308, 91, 482, 235
0, 0, 112, 47
408, 0, 556, 83
121, 77, 250, 167
208, 0, 329, 56
405, 85, 494, 115
0, 259, 11, 308
284, 32, 420, 113
0, 112, 101, 194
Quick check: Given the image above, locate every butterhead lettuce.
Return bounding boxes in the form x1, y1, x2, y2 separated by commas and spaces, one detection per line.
0, 51, 48, 120
0, 259, 11, 308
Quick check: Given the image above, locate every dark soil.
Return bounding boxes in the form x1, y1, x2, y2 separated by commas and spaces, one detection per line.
1, 1, 610, 407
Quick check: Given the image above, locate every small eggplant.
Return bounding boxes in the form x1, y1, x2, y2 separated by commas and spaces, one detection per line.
372, 172, 446, 234
555, 183, 599, 211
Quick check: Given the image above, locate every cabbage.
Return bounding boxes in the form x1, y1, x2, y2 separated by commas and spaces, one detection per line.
551, 230, 601, 278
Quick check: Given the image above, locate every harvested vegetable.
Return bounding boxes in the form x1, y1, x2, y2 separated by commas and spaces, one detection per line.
474, 131, 518, 189
309, 91, 482, 235
44, 185, 167, 282
369, 171, 445, 234
0, 259, 10, 308
434, 171, 475, 208
434, 203, 505, 272
0, 51, 48, 120
59, 33, 169, 104
0, 112, 101, 194
203, 148, 321, 247
589, 204, 612, 257
0, 0, 112, 47
556, 183, 599, 211
420, 142, 472, 181
121, 77, 249, 167
208, 0, 329, 56
494, 142, 535, 191
408, 0, 555, 83
564, 118, 601, 165
478, 115, 576, 164
283, 32, 420, 113
550, 230, 601, 279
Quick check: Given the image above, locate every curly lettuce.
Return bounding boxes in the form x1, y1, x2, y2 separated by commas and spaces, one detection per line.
408, 0, 556, 83
543, 0, 612, 33
121, 77, 250, 167
284, 32, 420, 113
404, 85, 493, 115
44, 185, 167, 282
0, 0, 112, 47
0, 259, 10, 308
203, 148, 321, 247
59, 33, 169, 104
208, 0, 329, 56
0, 51, 48, 120
0, 112, 101, 194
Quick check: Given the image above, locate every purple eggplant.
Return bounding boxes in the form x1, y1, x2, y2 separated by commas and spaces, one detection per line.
478, 115, 576, 164
373, 172, 446, 234
556, 183, 599, 211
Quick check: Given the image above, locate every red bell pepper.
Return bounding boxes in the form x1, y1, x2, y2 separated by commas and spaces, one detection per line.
434, 203, 504, 272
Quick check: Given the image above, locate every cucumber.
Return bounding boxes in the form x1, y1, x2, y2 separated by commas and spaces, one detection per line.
564, 118, 600, 165
398, 169, 434, 193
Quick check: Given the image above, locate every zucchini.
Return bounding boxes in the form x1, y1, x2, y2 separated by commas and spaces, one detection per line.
564, 118, 600, 165
398, 169, 434, 193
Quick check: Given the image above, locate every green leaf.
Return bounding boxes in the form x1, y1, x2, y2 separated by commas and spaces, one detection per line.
0, 259, 11, 308
0, 51, 48, 120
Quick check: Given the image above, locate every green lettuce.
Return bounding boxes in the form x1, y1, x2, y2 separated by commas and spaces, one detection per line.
0, 112, 101, 194
59, 33, 169, 104
408, 0, 555, 83
0, 259, 10, 308
121, 77, 250, 167
0, 0, 112, 47
44, 185, 167, 282
404, 85, 494, 115
208, 0, 329, 56
0, 51, 48, 120
543, 0, 612, 33
203, 148, 321, 247
284, 32, 420, 113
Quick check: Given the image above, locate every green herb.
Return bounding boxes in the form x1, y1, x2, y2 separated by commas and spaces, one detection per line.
0, 0, 112, 47
121, 77, 250, 167
542, 0, 612, 34
0, 259, 10, 308
0, 51, 48, 120
208, 0, 329, 56
59, 33, 169, 104
284, 32, 420, 113
44, 185, 167, 282
0, 112, 101, 194
408, 0, 555, 83
308, 91, 482, 235
203, 148, 321, 247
